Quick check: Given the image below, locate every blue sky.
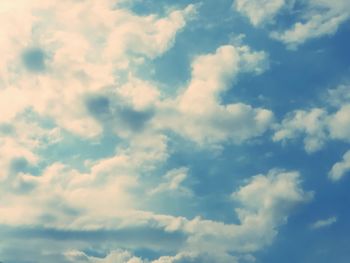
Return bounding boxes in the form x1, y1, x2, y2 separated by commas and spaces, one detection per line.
0, 0, 350, 262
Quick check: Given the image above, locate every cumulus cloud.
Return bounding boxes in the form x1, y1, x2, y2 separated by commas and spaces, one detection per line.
273, 108, 328, 153
271, 0, 350, 47
155, 45, 274, 145
0, 1, 314, 262
234, 0, 350, 47
329, 150, 350, 181
65, 250, 239, 263
0, 0, 196, 137
234, 0, 290, 26
55, 169, 311, 263
274, 84, 350, 153
0, 112, 61, 186
328, 104, 350, 141
0, 129, 170, 227
0, 163, 310, 262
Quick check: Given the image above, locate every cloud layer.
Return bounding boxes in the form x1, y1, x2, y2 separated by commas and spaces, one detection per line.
0, 0, 347, 262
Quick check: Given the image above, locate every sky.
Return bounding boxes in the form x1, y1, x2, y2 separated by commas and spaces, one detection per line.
0, 0, 350, 262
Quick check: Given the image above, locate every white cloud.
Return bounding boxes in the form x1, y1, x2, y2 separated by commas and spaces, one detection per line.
326, 84, 350, 107
273, 108, 328, 153
65, 249, 145, 263
328, 104, 350, 141
234, 0, 289, 26
149, 167, 191, 196
0, 138, 38, 180
57, 169, 310, 263
0, 164, 311, 262
0, 1, 315, 262
79, 250, 235, 263
234, 0, 350, 47
271, 6, 350, 47
0, 0, 196, 138
274, 85, 350, 153
329, 150, 350, 181
275, 0, 350, 46
155, 45, 274, 146
64, 250, 233, 263
0, 131, 169, 227
149, 169, 311, 260
311, 216, 337, 229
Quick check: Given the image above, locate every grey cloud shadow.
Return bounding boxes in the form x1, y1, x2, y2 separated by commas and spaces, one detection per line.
85, 94, 154, 132
0, 224, 186, 251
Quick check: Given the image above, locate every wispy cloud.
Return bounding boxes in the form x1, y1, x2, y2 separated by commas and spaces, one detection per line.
311, 216, 337, 229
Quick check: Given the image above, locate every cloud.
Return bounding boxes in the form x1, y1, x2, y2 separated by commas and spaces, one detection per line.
271, 13, 349, 48
234, 0, 290, 26
326, 84, 350, 107
271, 0, 350, 47
0, 137, 38, 180
273, 84, 350, 153
0, 165, 311, 262
0, 1, 321, 262
311, 216, 337, 229
0, 0, 196, 138
328, 104, 350, 141
65, 250, 239, 263
149, 167, 191, 196
150, 169, 312, 261
65, 249, 144, 263
329, 150, 350, 181
56, 170, 310, 262
273, 108, 328, 153
155, 45, 274, 146
233, 0, 350, 47
0, 130, 169, 227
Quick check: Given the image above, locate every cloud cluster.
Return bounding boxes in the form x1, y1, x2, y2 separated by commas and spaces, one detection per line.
0, 134, 311, 262
57, 169, 310, 263
155, 45, 273, 145
0, 1, 319, 262
0, 0, 196, 138
234, 0, 350, 47
329, 150, 350, 181
273, 84, 350, 153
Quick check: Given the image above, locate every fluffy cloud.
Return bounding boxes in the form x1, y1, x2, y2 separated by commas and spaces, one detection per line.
1, 1, 273, 147
65, 250, 241, 263
328, 105, 350, 141
273, 84, 350, 153
271, 0, 350, 47
273, 108, 328, 153
234, 0, 290, 26
234, 0, 350, 47
0, 0, 196, 137
55, 169, 311, 263
0, 1, 317, 262
155, 45, 274, 145
329, 150, 350, 181
0, 131, 169, 227
1, 168, 312, 263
